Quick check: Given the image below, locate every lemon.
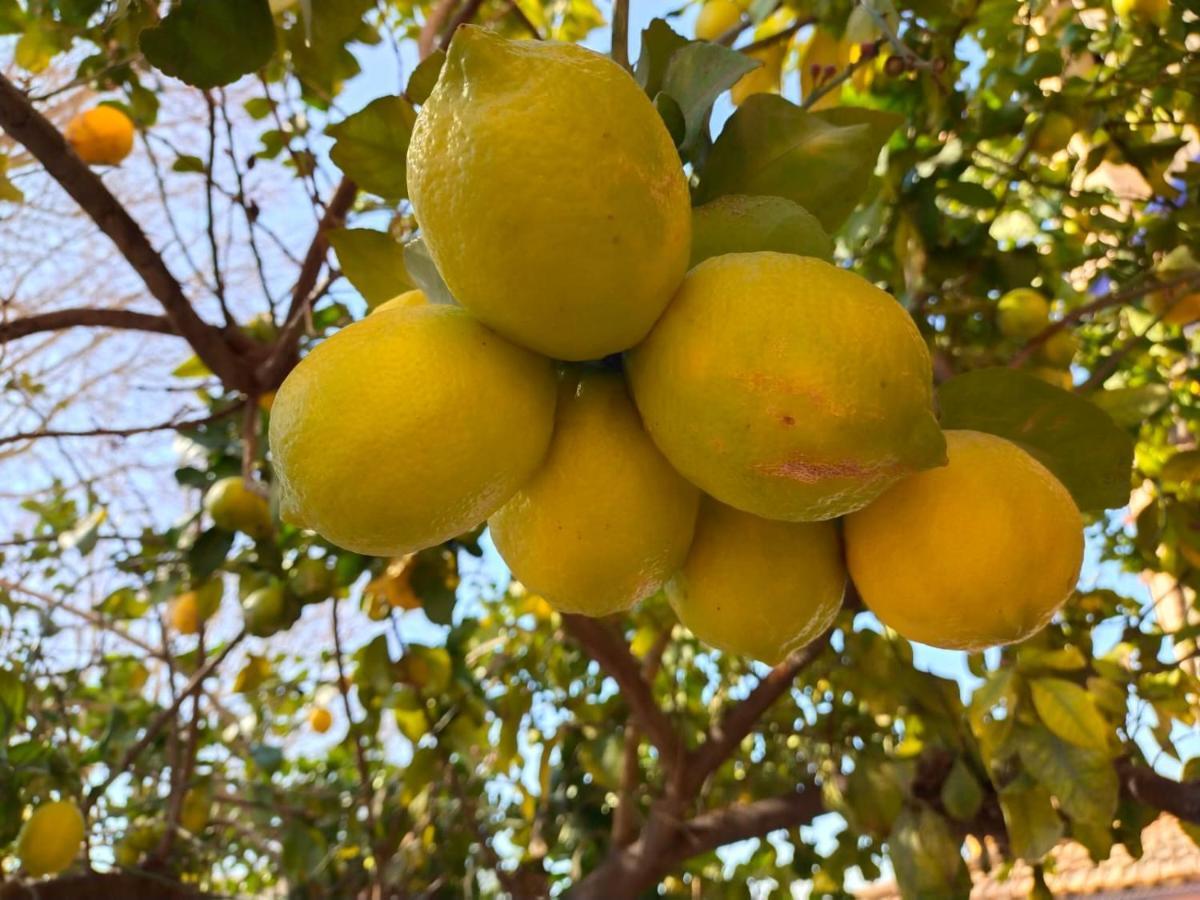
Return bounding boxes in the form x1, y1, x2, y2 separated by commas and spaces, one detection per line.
996, 288, 1050, 339
204, 477, 272, 539
372, 289, 427, 315
18, 799, 85, 877
490, 370, 700, 616
170, 581, 222, 635
1030, 111, 1076, 156
627, 252, 945, 522
65, 106, 134, 165
1149, 290, 1200, 326
1038, 329, 1079, 367
180, 788, 212, 834
288, 556, 335, 601
667, 498, 845, 664
407, 27, 691, 361
309, 706, 333, 733
730, 13, 790, 105
690, 195, 833, 267
695, 0, 742, 40
1113, 0, 1169, 26
270, 304, 556, 556
845, 430, 1083, 651
242, 583, 287, 637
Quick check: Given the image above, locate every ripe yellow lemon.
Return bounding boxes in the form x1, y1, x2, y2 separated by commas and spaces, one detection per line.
490, 370, 700, 616
18, 799, 85, 877
407, 27, 690, 361
690, 195, 833, 267
204, 477, 272, 539
997, 288, 1051, 339
170, 581, 222, 635
269, 304, 556, 556
65, 106, 134, 165
845, 430, 1084, 651
627, 252, 946, 522
372, 289, 427, 314
695, 0, 742, 40
667, 498, 845, 664
309, 706, 333, 733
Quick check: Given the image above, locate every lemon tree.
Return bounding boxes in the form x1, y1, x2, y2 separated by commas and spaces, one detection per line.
0, 0, 1199, 897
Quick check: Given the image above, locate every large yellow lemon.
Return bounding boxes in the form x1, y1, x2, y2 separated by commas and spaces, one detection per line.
695, 0, 742, 40
65, 106, 134, 165
204, 477, 272, 539
627, 252, 946, 522
996, 288, 1051, 339
18, 800, 85, 877
845, 430, 1084, 651
269, 304, 556, 556
667, 498, 845, 664
407, 27, 691, 361
490, 370, 700, 616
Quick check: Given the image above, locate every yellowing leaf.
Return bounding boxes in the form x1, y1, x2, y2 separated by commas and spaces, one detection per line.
1000, 784, 1063, 860
1029, 677, 1111, 753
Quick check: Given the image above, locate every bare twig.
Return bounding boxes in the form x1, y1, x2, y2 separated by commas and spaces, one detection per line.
419, 0, 461, 58
739, 15, 814, 56
0, 403, 242, 448
0, 72, 249, 390
202, 91, 232, 325
85, 631, 246, 812
611, 0, 631, 70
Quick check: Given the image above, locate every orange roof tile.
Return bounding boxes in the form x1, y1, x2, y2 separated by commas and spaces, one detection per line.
856, 816, 1200, 899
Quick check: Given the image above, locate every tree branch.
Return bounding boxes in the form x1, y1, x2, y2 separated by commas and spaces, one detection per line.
684, 627, 833, 793
1009, 270, 1200, 369
0, 73, 248, 390
611, 0, 630, 70
1119, 760, 1200, 824
562, 614, 684, 771
0, 404, 242, 448
0, 308, 177, 343
255, 176, 357, 388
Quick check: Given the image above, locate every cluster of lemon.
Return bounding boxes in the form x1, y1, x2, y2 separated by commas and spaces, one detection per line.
270, 27, 1084, 662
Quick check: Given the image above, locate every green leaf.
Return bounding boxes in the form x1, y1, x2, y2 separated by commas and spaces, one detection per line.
1015, 725, 1118, 825
249, 743, 283, 774
281, 821, 328, 881
1090, 384, 1170, 427
659, 41, 758, 163
888, 806, 970, 897
653, 92, 686, 147
172, 355, 213, 379
139, 0, 275, 89
172, 155, 206, 174
1000, 784, 1063, 860
697, 94, 902, 231
1016, 644, 1087, 673
327, 228, 413, 308
0, 669, 26, 739
58, 506, 106, 556
409, 546, 458, 627
691, 194, 833, 267
942, 180, 999, 209
406, 50, 445, 105
940, 758, 983, 822
188, 527, 235, 582
355, 634, 394, 697
938, 367, 1135, 512
403, 237, 456, 306
968, 668, 1017, 731
327, 95, 416, 200
635, 18, 690, 97
1029, 677, 1111, 753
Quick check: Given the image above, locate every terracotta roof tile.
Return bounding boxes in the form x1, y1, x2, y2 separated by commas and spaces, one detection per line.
856, 816, 1200, 899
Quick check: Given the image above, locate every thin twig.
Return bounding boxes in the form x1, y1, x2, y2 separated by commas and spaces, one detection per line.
611, 0, 631, 70
0, 402, 242, 448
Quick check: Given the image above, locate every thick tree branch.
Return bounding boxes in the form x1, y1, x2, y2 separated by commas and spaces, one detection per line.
0, 73, 248, 390
1119, 760, 1200, 824
563, 614, 685, 771
0, 308, 176, 343
685, 627, 833, 792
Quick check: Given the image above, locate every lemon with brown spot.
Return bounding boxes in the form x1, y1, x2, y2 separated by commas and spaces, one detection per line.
269, 304, 556, 556
627, 252, 945, 522
845, 429, 1084, 651
490, 370, 700, 616
407, 27, 690, 360
65, 106, 135, 165
668, 498, 845, 664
